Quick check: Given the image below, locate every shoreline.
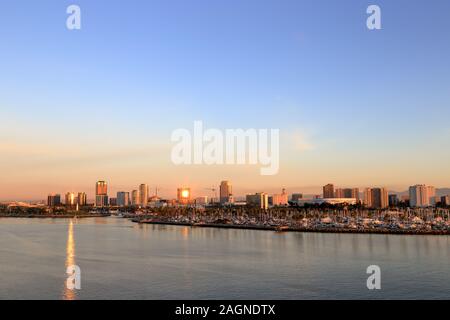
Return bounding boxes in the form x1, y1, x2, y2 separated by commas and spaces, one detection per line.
0, 214, 111, 219
137, 220, 450, 236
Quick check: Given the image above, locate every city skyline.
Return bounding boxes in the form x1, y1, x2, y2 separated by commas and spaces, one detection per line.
2, 179, 450, 202
3, 178, 449, 204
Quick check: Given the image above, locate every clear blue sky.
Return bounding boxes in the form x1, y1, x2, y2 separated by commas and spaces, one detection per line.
1, 0, 450, 200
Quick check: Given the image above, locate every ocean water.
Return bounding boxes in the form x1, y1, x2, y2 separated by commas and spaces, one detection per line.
0, 217, 449, 300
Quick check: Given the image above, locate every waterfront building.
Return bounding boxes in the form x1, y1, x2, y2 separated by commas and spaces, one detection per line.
95, 195, 108, 208
117, 192, 130, 207
219, 181, 233, 204
409, 185, 436, 207
131, 190, 139, 206
95, 181, 108, 207
139, 184, 149, 207
109, 198, 117, 206
323, 184, 335, 199
246, 193, 269, 210
298, 198, 357, 206
65, 192, 77, 207
428, 186, 436, 205
271, 188, 288, 206
77, 193, 87, 206
432, 196, 441, 206
77, 192, 87, 206
96, 181, 107, 196
335, 188, 360, 201
364, 188, 388, 209
388, 194, 399, 206
195, 196, 208, 205
177, 187, 191, 204
47, 194, 61, 207
291, 193, 303, 202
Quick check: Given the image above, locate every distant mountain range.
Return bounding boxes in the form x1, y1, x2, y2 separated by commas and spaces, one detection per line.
290, 188, 450, 200
389, 188, 450, 197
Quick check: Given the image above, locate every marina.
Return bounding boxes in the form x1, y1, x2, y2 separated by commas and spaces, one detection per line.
128, 207, 450, 236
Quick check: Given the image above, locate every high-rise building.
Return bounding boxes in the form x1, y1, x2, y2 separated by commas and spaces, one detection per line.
77, 192, 87, 206
131, 190, 139, 206
177, 187, 191, 204
109, 198, 117, 206
117, 192, 130, 207
272, 189, 288, 206
388, 194, 399, 206
441, 196, 449, 206
139, 184, 149, 207
427, 186, 436, 205
291, 193, 303, 202
95, 181, 108, 207
364, 188, 388, 209
47, 194, 61, 207
323, 184, 335, 199
65, 192, 76, 207
363, 188, 372, 207
246, 193, 269, 210
219, 181, 233, 204
96, 181, 108, 196
375, 188, 388, 209
409, 184, 436, 207
335, 188, 360, 201
95, 195, 108, 207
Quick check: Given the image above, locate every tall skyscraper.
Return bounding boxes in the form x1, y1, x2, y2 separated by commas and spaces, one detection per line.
364, 188, 388, 209
323, 184, 335, 199
95, 181, 108, 207
363, 188, 372, 207
219, 181, 233, 204
77, 192, 87, 206
139, 184, 149, 207
65, 192, 76, 207
96, 181, 108, 196
409, 184, 435, 207
177, 187, 191, 204
131, 190, 139, 206
47, 194, 61, 207
117, 192, 130, 207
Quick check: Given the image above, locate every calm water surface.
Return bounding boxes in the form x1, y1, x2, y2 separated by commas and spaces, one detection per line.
0, 217, 449, 299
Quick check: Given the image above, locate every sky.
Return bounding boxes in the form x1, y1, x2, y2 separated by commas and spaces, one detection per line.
1, 0, 450, 200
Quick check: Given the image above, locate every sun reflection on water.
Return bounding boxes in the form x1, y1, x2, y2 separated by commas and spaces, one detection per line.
63, 220, 76, 300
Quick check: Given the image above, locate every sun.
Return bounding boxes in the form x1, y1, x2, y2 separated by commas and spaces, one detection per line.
181, 190, 190, 198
